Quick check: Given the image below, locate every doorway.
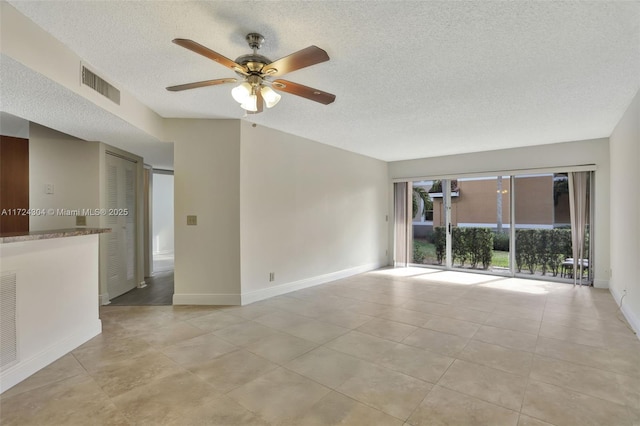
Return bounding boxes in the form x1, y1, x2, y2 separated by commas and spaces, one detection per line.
105, 152, 138, 299
151, 170, 174, 273
110, 169, 174, 305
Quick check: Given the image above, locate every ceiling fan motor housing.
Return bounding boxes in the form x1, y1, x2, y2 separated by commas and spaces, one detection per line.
234, 53, 272, 74
235, 34, 273, 76
246, 33, 265, 51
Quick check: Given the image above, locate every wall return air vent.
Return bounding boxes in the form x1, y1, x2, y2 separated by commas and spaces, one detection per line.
1, 272, 17, 370
81, 65, 121, 105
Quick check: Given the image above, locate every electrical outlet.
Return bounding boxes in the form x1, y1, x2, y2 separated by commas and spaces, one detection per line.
187, 215, 197, 226
269, 272, 275, 282
45, 183, 54, 194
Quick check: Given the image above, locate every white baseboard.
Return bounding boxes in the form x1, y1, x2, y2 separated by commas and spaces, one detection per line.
0, 320, 102, 394
172, 262, 383, 306
241, 262, 383, 306
99, 292, 111, 305
609, 286, 640, 340
173, 293, 241, 306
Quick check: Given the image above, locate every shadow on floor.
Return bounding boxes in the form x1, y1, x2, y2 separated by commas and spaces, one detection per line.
109, 270, 174, 306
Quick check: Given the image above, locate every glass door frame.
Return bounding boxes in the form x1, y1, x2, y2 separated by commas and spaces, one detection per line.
397, 166, 596, 284
443, 180, 453, 269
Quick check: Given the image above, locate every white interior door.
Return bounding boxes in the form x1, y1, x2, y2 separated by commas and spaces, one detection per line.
106, 153, 137, 299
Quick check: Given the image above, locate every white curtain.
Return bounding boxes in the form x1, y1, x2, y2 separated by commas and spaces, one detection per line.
568, 172, 589, 285
393, 182, 412, 267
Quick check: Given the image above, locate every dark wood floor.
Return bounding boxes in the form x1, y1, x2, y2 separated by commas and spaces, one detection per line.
109, 271, 174, 305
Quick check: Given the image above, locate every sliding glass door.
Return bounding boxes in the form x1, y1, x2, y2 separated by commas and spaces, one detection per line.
410, 180, 449, 267
513, 172, 591, 283
400, 170, 593, 284
449, 176, 511, 275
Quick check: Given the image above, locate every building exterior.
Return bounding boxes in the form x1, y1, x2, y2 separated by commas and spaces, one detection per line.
413, 175, 572, 237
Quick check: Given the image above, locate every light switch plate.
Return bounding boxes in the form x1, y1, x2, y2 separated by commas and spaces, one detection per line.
76, 215, 87, 226
45, 183, 54, 194
187, 215, 197, 226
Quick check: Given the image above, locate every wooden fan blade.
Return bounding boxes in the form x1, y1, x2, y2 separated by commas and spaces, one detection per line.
272, 79, 336, 105
247, 88, 264, 114
166, 78, 237, 92
172, 39, 248, 74
262, 46, 329, 76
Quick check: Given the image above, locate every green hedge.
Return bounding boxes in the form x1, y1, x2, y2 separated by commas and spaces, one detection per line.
434, 226, 446, 264
431, 226, 589, 276
434, 227, 493, 269
515, 229, 573, 276
493, 232, 510, 251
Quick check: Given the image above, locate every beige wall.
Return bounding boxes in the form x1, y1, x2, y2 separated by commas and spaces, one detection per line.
239, 121, 389, 303
29, 122, 145, 303
167, 119, 242, 305
168, 119, 389, 305
29, 123, 100, 231
0, 234, 102, 393
609, 89, 640, 333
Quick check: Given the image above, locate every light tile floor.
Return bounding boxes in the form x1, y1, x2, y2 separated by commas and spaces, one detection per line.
2, 267, 639, 425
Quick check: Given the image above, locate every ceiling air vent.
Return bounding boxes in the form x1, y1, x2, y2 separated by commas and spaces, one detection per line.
81, 65, 121, 105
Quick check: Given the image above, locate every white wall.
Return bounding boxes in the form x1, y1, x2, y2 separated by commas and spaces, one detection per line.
389, 138, 611, 288
152, 172, 174, 255
239, 121, 389, 303
0, 2, 164, 141
0, 234, 102, 393
167, 119, 242, 305
167, 119, 389, 305
609, 89, 640, 334
29, 122, 100, 231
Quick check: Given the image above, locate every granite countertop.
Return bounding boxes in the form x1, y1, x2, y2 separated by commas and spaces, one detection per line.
0, 228, 111, 244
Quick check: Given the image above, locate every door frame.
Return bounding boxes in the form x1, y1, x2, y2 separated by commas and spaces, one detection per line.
394, 166, 597, 284
98, 143, 145, 305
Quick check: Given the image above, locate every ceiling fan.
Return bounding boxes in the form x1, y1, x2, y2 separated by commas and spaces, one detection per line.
166, 33, 336, 114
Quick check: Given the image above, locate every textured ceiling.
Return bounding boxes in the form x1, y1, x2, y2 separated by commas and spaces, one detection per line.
5, 1, 640, 166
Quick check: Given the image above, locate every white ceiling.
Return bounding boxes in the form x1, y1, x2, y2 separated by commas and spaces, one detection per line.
4, 1, 640, 167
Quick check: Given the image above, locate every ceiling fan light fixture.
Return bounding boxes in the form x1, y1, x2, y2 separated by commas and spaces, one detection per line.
167, 34, 336, 113
240, 94, 258, 112
261, 86, 281, 108
231, 82, 252, 103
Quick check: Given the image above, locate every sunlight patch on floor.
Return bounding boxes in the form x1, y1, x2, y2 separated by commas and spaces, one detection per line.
479, 277, 552, 295
369, 267, 440, 278
412, 270, 504, 286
